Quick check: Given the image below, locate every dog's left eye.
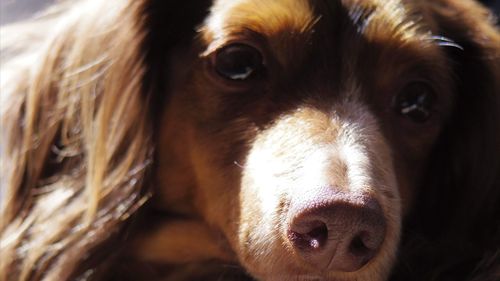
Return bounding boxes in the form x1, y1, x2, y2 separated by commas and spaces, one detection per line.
214, 44, 263, 81
393, 82, 435, 123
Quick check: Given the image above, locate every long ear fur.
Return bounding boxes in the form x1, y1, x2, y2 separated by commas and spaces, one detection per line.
394, 1, 500, 280
0, 0, 214, 280
0, 1, 152, 280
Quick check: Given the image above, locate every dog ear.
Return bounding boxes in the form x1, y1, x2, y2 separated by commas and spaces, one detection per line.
0, 1, 211, 281
419, 0, 500, 235
398, 1, 500, 280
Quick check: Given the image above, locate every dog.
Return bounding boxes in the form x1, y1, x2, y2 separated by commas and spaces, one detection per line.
1, 0, 499, 280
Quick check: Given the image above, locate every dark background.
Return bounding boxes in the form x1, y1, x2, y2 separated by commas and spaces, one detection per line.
483, 0, 500, 14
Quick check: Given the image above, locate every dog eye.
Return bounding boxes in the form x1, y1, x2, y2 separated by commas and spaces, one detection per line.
393, 82, 435, 123
214, 44, 263, 81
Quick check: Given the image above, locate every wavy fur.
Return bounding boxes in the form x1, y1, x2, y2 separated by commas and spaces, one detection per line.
1, 0, 499, 281
0, 1, 152, 280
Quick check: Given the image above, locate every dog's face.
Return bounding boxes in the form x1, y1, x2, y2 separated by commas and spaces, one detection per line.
155, 0, 455, 280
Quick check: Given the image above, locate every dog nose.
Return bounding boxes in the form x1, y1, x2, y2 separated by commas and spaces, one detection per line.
287, 195, 386, 272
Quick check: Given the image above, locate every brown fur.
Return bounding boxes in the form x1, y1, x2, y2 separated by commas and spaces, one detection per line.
1, 0, 499, 280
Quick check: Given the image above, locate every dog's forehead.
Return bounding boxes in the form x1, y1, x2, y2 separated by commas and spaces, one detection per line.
203, 0, 430, 43
204, 0, 317, 39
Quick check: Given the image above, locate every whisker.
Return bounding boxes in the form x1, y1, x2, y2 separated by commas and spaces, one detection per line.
429, 35, 464, 50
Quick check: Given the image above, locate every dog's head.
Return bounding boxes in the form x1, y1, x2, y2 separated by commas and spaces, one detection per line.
1, 0, 498, 280
147, 0, 499, 280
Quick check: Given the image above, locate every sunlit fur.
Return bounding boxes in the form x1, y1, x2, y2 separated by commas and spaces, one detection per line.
0, 1, 151, 280
1, 0, 499, 281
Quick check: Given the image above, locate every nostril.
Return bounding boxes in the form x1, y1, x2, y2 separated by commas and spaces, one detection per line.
306, 224, 328, 249
288, 221, 328, 250
349, 232, 374, 259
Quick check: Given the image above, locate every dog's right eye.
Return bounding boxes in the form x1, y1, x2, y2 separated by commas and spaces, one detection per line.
214, 44, 263, 81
